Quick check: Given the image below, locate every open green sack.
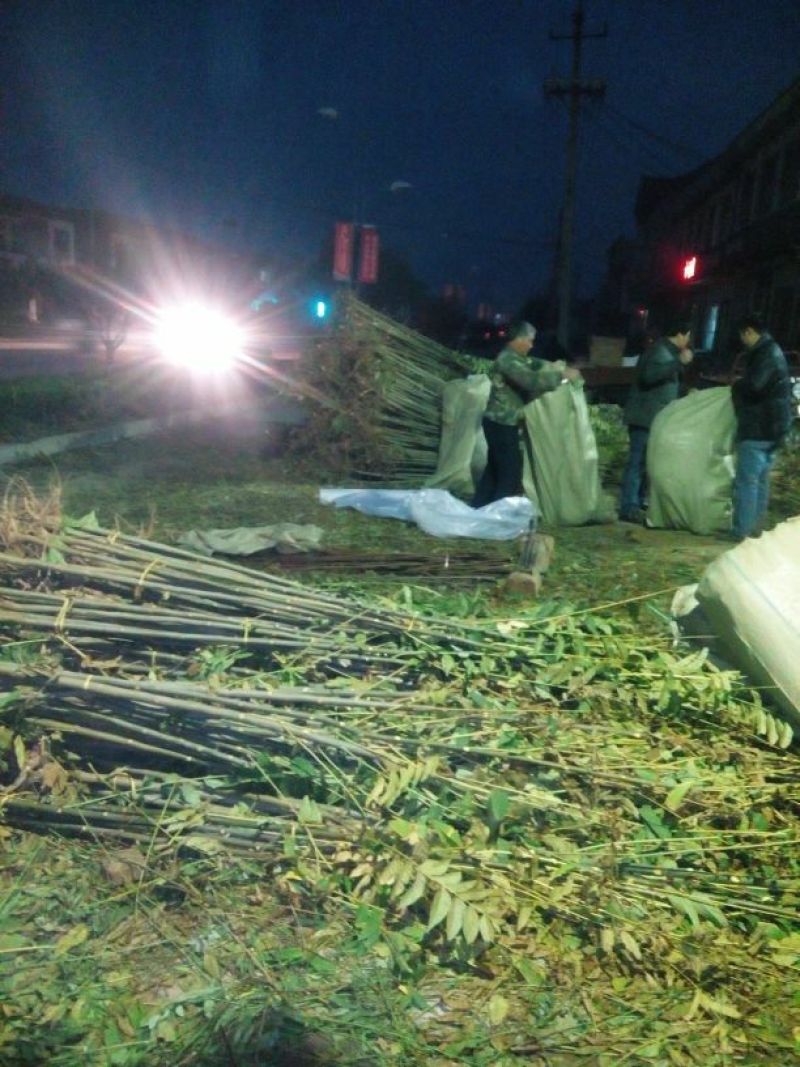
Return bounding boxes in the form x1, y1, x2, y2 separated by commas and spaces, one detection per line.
425, 375, 490, 498
696, 517, 800, 734
647, 387, 735, 534
521, 381, 613, 526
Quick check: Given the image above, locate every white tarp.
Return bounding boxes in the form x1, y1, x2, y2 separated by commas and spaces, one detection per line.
319, 487, 535, 540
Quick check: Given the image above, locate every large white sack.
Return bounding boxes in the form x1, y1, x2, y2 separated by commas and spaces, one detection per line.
647, 387, 736, 534
696, 517, 800, 731
521, 381, 614, 525
425, 375, 490, 498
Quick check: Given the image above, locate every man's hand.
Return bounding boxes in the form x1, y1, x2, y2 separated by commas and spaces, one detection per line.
563, 366, 582, 382
552, 359, 567, 373
679, 347, 694, 365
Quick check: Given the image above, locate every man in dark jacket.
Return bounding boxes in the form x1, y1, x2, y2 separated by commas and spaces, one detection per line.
730, 313, 793, 540
619, 319, 693, 523
473, 321, 580, 507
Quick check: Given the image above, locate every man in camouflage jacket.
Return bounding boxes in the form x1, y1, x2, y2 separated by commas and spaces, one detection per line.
473, 322, 580, 507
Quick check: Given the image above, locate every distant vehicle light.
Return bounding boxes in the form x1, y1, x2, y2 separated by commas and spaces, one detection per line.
154, 305, 243, 372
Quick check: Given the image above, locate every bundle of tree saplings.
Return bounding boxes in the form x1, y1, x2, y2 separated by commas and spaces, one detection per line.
287, 294, 478, 481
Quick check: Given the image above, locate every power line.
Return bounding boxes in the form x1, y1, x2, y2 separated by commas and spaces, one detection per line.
604, 103, 702, 165
588, 105, 683, 175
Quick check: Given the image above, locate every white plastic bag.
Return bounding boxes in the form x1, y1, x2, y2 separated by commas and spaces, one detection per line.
319, 487, 535, 540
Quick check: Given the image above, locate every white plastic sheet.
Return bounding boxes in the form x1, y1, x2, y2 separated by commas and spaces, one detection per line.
319, 488, 535, 540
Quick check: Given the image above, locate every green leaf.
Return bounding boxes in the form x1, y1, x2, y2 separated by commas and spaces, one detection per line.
427, 888, 452, 931
68, 510, 102, 531
488, 993, 509, 1026
487, 789, 511, 824
298, 795, 322, 824
13, 734, 27, 773
462, 906, 480, 945
514, 958, 545, 986
697, 991, 741, 1019
638, 804, 671, 839
396, 873, 427, 911
664, 779, 695, 813
445, 897, 465, 941
180, 783, 204, 808
54, 923, 90, 957
668, 893, 700, 929
182, 834, 223, 856
618, 930, 642, 960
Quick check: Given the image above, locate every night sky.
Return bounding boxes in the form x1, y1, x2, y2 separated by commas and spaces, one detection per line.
2, 0, 799, 314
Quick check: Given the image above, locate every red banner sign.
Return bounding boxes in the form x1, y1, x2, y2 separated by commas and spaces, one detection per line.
332, 221, 354, 281
357, 225, 379, 285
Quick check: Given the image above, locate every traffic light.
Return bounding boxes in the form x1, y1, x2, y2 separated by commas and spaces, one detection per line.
681, 255, 698, 281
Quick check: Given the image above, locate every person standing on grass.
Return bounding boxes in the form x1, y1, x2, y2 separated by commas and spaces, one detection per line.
619, 318, 693, 524
730, 312, 793, 540
472, 321, 580, 507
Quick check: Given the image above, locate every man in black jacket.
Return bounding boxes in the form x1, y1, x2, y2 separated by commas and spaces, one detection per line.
731, 313, 793, 540
619, 319, 693, 523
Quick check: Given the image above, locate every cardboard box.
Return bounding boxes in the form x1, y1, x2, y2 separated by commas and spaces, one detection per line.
589, 335, 626, 366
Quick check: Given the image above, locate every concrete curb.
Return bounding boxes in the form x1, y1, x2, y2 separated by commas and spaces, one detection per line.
0, 396, 306, 468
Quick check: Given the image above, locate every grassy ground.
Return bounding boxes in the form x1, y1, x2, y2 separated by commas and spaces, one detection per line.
6, 418, 734, 614
1, 416, 798, 1067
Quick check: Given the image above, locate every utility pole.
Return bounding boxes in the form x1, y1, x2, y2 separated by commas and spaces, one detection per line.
545, 1, 606, 353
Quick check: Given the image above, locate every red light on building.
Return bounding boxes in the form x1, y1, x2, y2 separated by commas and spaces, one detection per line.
681, 255, 698, 281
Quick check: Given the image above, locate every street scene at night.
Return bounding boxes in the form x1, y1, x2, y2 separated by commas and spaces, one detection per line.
1, 2, 800, 1065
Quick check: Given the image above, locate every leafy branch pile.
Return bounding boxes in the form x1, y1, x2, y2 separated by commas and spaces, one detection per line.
1, 487, 799, 1064
287, 295, 477, 481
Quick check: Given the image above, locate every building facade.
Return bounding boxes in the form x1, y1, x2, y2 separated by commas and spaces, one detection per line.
0, 193, 255, 327
619, 76, 800, 360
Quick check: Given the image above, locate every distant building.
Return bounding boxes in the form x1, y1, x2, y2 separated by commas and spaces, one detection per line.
0, 192, 256, 325
611, 75, 800, 358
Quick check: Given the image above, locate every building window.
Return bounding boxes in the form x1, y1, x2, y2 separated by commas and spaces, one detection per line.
703, 304, 720, 351
779, 138, 800, 205
755, 155, 778, 217
49, 220, 75, 265
716, 192, 734, 245
771, 286, 796, 348
736, 171, 756, 229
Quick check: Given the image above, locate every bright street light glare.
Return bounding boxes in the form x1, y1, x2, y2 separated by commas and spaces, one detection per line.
153, 305, 244, 372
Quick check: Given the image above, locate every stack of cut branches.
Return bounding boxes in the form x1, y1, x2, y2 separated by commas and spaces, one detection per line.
287, 295, 478, 481
1, 494, 799, 1023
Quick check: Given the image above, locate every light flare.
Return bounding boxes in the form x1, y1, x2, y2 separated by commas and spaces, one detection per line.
153, 304, 244, 372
